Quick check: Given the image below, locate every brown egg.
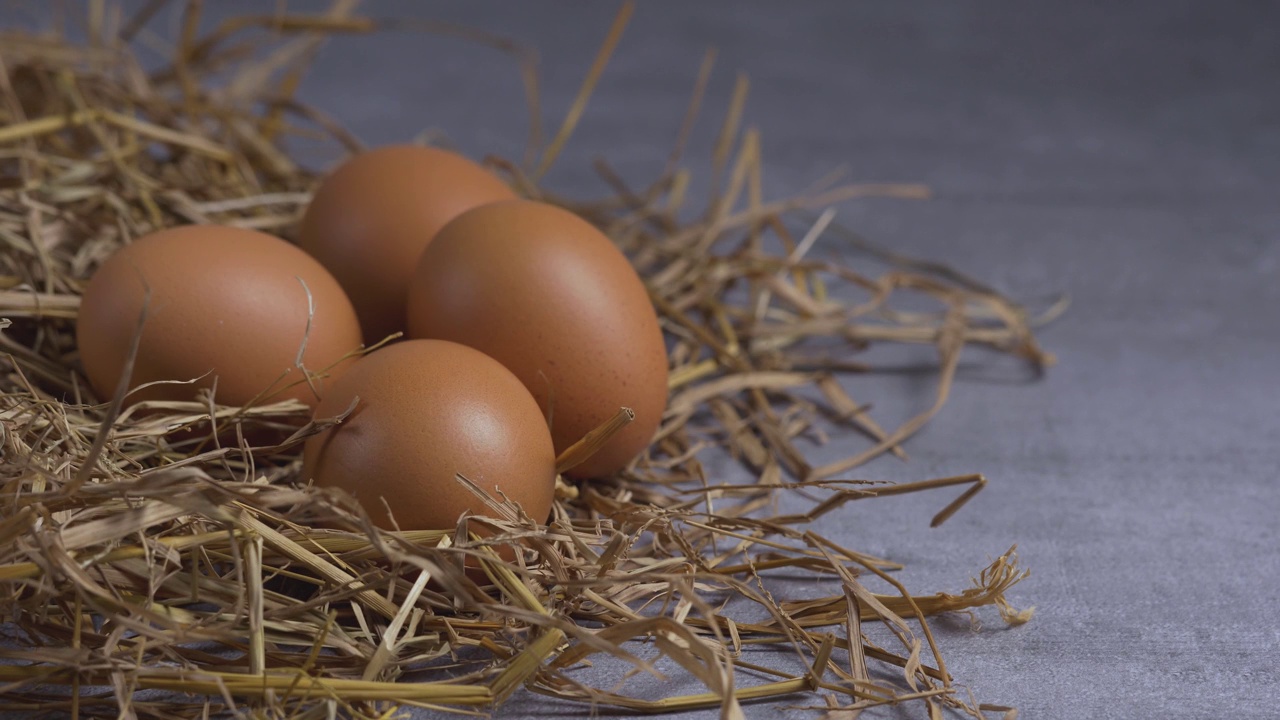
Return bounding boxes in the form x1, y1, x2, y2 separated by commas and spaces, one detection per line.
301, 340, 556, 530
76, 225, 362, 408
297, 145, 516, 344
406, 200, 669, 479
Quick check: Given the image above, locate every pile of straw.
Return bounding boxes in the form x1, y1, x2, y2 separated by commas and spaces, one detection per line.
0, 3, 1057, 718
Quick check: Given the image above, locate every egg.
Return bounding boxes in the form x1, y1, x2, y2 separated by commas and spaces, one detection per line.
297, 145, 516, 344
301, 339, 556, 531
406, 199, 668, 479
76, 225, 362, 408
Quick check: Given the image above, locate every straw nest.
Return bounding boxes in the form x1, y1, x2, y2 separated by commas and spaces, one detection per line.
0, 4, 1059, 718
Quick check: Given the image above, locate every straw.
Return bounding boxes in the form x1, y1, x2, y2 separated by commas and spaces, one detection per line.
0, 3, 1052, 718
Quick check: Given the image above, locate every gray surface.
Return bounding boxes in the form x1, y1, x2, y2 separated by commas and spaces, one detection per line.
297, 3, 1280, 716
14, 0, 1280, 717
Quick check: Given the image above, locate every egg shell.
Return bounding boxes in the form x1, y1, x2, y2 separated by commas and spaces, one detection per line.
406, 199, 669, 479
297, 145, 516, 344
76, 225, 362, 408
302, 339, 556, 531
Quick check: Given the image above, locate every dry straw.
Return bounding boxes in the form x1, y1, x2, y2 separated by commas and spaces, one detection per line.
0, 2, 1058, 718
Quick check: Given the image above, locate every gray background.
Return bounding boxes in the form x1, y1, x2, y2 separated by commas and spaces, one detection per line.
7, 1, 1280, 717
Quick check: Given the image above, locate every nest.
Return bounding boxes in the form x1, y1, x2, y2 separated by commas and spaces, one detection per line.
0, 4, 1059, 718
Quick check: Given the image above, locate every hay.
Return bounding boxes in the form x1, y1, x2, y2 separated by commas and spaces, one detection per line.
0, 2, 1055, 718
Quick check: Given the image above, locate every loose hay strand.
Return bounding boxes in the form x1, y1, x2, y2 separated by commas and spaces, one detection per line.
0, 4, 1049, 719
